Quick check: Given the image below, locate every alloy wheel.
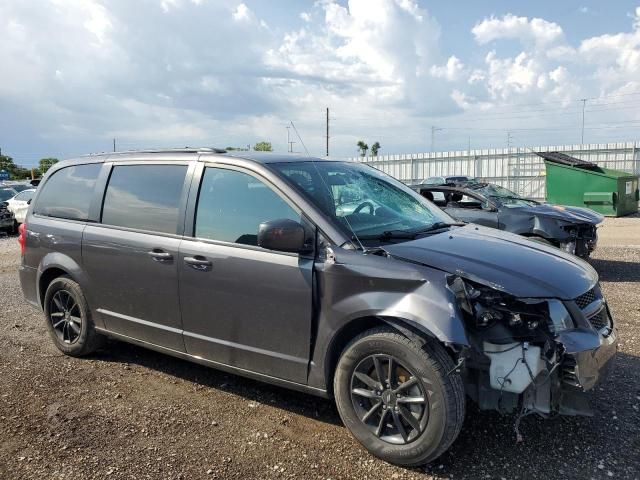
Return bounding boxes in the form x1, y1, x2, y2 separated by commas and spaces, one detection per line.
49, 290, 82, 344
350, 354, 429, 445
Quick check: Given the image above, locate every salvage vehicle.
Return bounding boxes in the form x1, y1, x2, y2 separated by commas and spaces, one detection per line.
411, 181, 603, 258
0, 187, 18, 234
19, 149, 617, 466
6, 188, 36, 225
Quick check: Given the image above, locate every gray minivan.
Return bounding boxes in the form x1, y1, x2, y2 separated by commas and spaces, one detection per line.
19, 148, 617, 466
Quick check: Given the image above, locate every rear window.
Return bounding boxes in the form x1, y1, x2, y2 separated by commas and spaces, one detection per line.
34, 164, 101, 220
101, 164, 187, 234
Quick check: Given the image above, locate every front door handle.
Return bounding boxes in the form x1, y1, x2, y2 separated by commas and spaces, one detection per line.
184, 255, 212, 270
148, 249, 173, 262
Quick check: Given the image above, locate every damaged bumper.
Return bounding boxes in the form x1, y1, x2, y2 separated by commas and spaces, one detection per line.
461, 282, 618, 417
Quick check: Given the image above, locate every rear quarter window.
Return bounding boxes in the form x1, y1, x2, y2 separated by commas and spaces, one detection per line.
33, 164, 102, 220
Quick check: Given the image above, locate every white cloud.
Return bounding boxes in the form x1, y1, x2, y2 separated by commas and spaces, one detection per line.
472, 14, 564, 47
232, 3, 253, 22
430, 55, 465, 81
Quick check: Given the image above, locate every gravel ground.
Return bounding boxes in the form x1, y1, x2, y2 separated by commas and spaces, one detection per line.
0, 232, 639, 480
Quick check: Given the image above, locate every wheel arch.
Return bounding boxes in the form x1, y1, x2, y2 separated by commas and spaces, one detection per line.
323, 315, 460, 397
35, 252, 101, 326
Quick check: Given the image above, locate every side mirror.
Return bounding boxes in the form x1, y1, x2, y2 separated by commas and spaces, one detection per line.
258, 219, 311, 254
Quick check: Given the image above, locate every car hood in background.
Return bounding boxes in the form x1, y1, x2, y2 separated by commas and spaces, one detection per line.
503, 202, 604, 225
383, 225, 597, 299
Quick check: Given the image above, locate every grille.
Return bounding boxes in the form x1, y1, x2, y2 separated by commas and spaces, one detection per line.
575, 288, 596, 309
588, 310, 611, 332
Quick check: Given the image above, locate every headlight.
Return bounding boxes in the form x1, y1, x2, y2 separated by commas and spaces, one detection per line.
547, 299, 574, 333
448, 276, 575, 335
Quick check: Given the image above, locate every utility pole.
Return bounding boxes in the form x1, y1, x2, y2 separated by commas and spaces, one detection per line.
325, 107, 329, 157
430, 126, 443, 152
580, 98, 587, 145
286, 126, 295, 153
113, 138, 116, 152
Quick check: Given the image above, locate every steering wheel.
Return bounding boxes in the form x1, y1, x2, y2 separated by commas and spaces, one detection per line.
353, 201, 375, 215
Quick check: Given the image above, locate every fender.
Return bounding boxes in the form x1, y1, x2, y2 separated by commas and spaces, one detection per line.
306, 249, 469, 391
36, 252, 105, 329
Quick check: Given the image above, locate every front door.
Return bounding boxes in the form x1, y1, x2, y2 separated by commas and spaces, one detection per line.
179, 165, 313, 384
83, 162, 191, 351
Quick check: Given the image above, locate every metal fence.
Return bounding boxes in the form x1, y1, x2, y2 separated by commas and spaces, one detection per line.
352, 141, 640, 200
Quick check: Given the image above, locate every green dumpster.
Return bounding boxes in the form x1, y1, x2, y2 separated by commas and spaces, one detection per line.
538, 151, 639, 217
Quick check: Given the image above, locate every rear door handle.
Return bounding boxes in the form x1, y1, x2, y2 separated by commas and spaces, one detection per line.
184, 255, 212, 270
148, 249, 173, 262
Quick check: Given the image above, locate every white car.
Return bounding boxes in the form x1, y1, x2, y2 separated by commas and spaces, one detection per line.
6, 188, 36, 224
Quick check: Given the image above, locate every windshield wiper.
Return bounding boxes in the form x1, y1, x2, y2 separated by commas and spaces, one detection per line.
411, 221, 466, 234
353, 222, 465, 241
354, 230, 419, 241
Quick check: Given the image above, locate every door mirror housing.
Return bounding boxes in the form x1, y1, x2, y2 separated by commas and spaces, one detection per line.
258, 219, 311, 254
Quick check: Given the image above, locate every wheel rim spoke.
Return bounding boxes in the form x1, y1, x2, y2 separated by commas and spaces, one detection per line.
392, 409, 409, 442
352, 388, 379, 399
354, 372, 381, 390
387, 356, 395, 387
394, 376, 418, 394
51, 312, 65, 318
397, 396, 426, 404
53, 294, 64, 311
374, 408, 389, 437
68, 321, 81, 335
361, 401, 382, 422
372, 356, 386, 387
399, 405, 421, 432
52, 319, 66, 329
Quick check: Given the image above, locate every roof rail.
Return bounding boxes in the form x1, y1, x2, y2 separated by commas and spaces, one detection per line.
83, 147, 227, 157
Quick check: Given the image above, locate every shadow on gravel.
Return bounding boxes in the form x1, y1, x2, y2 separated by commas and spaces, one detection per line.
91, 340, 342, 426
590, 257, 640, 282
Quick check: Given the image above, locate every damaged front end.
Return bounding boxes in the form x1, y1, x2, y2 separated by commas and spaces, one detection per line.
448, 276, 617, 417
559, 223, 599, 257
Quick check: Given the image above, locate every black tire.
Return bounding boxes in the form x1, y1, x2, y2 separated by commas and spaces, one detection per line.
43, 275, 104, 356
334, 327, 465, 466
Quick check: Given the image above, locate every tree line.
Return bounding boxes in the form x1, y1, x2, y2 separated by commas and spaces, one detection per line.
0, 155, 59, 180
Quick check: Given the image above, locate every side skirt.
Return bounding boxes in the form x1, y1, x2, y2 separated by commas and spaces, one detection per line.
94, 327, 330, 399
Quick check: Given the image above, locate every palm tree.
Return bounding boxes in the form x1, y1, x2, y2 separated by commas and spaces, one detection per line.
357, 140, 369, 157
371, 142, 381, 157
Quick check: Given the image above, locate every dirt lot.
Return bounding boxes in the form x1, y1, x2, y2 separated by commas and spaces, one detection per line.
1, 224, 639, 480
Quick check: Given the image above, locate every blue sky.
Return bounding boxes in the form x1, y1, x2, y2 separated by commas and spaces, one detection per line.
1, 0, 640, 166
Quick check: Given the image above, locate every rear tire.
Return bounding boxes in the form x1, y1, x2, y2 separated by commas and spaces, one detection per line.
333, 327, 465, 466
43, 276, 104, 356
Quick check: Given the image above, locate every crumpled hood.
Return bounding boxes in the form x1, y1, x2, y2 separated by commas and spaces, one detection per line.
383, 225, 598, 299
506, 203, 604, 225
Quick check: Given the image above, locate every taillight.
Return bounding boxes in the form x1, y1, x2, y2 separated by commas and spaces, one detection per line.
18, 223, 26, 256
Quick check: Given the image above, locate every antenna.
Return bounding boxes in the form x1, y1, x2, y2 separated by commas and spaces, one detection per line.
288, 121, 366, 252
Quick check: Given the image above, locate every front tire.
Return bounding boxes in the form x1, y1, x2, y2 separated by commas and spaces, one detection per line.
334, 328, 465, 466
43, 276, 104, 356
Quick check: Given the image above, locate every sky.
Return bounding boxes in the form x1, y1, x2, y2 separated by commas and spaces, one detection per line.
2, 0, 640, 167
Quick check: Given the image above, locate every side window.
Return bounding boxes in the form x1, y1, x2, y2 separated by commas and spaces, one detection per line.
195, 167, 300, 246
15, 190, 34, 201
425, 190, 447, 207
101, 164, 187, 234
34, 164, 101, 220
458, 194, 483, 209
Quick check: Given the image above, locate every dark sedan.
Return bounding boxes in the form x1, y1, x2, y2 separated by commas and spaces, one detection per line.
411, 181, 603, 257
